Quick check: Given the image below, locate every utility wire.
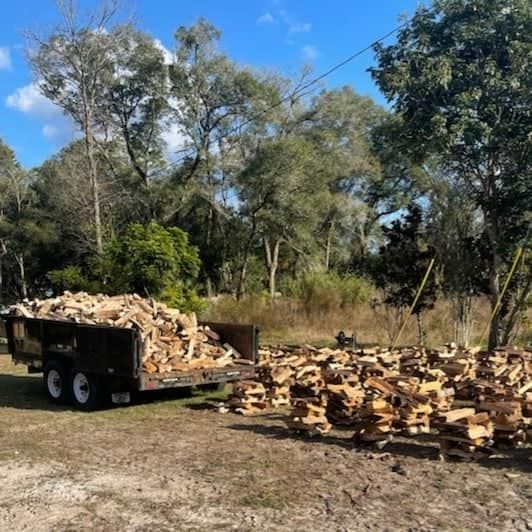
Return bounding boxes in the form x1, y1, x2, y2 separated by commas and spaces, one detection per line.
168, 19, 412, 169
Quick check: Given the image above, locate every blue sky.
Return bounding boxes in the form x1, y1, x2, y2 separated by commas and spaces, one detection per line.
0, 0, 422, 168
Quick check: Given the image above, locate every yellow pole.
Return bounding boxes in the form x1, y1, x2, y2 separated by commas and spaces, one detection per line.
478, 246, 524, 348
391, 257, 435, 350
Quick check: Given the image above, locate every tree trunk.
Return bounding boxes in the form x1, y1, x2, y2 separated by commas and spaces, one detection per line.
236, 217, 258, 301
83, 118, 103, 254
236, 261, 247, 301
205, 277, 214, 299
0, 240, 6, 305
264, 237, 281, 298
15, 253, 27, 299
416, 312, 425, 346
486, 224, 501, 349
453, 295, 472, 347
501, 270, 531, 345
204, 205, 215, 298
122, 125, 149, 186
482, 168, 502, 350
325, 220, 334, 271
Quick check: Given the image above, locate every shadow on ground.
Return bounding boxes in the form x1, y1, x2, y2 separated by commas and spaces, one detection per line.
227, 420, 532, 474
0, 373, 57, 410
0, 370, 225, 412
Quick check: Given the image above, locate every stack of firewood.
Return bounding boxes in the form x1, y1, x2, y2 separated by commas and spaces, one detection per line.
479, 396, 526, 446
286, 364, 331, 435
430, 347, 477, 383
387, 376, 433, 436
435, 408, 494, 460
419, 377, 455, 415
325, 371, 365, 426
225, 380, 268, 415
269, 366, 293, 407
11, 292, 244, 374
257, 347, 299, 408
352, 377, 397, 446
470, 347, 532, 446
398, 347, 429, 377
227, 342, 531, 457
475, 348, 530, 388
286, 397, 331, 435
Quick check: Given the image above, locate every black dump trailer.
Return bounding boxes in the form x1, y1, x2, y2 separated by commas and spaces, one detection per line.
4, 316, 257, 410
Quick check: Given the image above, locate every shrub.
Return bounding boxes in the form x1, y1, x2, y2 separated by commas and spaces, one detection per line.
49, 223, 204, 312
290, 272, 373, 314
48, 266, 100, 294
99, 222, 200, 296
160, 284, 205, 314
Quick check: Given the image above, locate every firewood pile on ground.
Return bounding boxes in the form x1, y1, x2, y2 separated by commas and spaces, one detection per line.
224, 343, 532, 460
10, 292, 247, 374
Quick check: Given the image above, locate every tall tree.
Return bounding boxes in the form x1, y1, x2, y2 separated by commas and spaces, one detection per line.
0, 139, 56, 300
104, 26, 168, 190
373, 205, 438, 345
237, 136, 327, 297
427, 168, 483, 346
303, 87, 386, 262
371, 0, 532, 348
303, 88, 427, 271
27, 0, 121, 253
168, 18, 277, 295
0, 140, 20, 302
34, 140, 119, 261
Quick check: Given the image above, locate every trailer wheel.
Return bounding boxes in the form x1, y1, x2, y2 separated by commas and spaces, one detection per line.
44, 361, 69, 404
71, 371, 103, 411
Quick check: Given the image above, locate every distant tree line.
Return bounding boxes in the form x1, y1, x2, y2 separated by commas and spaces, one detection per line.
0, 0, 530, 347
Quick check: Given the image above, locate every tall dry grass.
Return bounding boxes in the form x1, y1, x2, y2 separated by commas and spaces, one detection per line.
204, 294, 531, 347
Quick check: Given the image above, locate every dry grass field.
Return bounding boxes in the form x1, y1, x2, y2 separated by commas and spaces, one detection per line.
204, 295, 530, 347
0, 354, 531, 531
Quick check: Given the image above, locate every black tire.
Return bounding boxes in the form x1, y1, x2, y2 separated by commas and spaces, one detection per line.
43, 361, 70, 404
70, 370, 104, 411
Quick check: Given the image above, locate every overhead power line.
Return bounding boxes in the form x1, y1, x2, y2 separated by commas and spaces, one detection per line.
168, 18, 412, 168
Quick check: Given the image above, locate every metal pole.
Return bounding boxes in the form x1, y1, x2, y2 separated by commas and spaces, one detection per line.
391, 257, 435, 350
478, 246, 524, 348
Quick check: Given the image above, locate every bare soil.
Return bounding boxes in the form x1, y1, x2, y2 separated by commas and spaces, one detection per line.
0, 355, 530, 531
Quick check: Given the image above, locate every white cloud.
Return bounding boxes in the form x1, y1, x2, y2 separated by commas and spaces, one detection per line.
257, 12, 275, 24
161, 122, 188, 155
289, 22, 311, 33
6, 82, 77, 143
42, 124, 59, 139
0, 47, 11, 70
278, 10, 311, 34
153, 39, 173, 65
6, 83, 59, 117
302, 45, 320, 62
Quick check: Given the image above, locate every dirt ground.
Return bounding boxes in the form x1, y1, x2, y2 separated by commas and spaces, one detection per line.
0, 355, 531, 532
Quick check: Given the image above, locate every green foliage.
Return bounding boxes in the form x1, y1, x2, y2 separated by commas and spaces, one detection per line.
371, 0, 531, 173
159, 284, 205, 314
371, 0, 531, 346
285, 272, 372, 314
374, 205, 438, 314
48, 266, 99, 294
97, 222, 201, 310
1, 8, 527, 348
